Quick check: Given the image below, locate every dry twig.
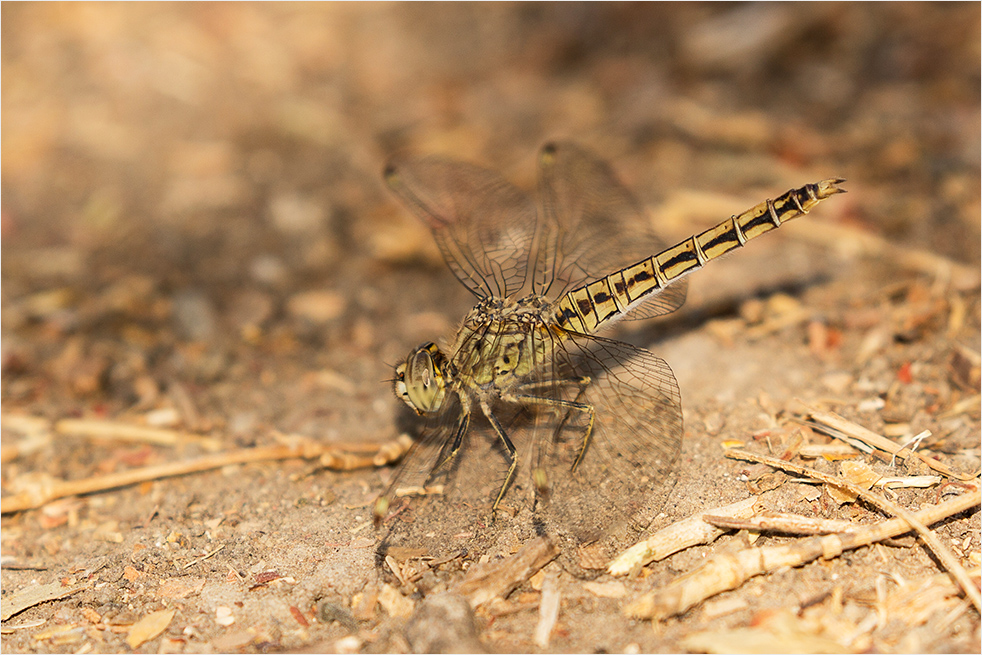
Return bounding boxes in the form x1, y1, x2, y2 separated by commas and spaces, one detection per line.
625, 486, 980, 621
802, 407, 978, 481
608, 497, 759, 576
54, 418, 225, 451
726, 449, 980, 611
1, 433, 413, 514
453, 536, 559, 608
181, 545, 226, 570
702, 511, 858, 536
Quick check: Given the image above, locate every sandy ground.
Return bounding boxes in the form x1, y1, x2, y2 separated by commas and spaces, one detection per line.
2, 4, 979, 653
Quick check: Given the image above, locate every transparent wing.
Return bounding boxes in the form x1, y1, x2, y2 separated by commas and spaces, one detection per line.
535, 142, 688, 317
374, 393, 469, 515
384, 156, 538, 300
375, 394, 533, 566
526, 331, 682, 550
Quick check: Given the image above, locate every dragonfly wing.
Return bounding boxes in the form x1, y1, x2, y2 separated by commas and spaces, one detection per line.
385, 156, 538, 299
374, 395, 467, 518
375, 395, 538, 568
536, 141, 688, 318
522, 329, 683, 553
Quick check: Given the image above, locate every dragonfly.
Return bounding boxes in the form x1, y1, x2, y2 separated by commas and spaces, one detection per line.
374, 142, 844, 560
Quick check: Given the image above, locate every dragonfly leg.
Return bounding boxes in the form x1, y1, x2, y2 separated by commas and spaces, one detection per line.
480, 399, 519, 517
548, 376, 593, 472
434, 402, 471, 473
507, 377, 596, 494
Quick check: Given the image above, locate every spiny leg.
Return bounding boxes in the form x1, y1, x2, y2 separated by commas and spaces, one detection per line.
507, 381, 596, 497
480, 399, 520, 517
434, 402, 471, 474
547, 376, 593, 472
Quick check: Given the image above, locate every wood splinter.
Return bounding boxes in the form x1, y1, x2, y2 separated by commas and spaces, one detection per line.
0, 422, 413, 514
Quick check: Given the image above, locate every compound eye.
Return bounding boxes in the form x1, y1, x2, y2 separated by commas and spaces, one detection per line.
416, 360, 433, 388
403, 344, 447, 414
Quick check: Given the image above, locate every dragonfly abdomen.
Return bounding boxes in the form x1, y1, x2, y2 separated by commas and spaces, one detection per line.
552, 178, 846, 334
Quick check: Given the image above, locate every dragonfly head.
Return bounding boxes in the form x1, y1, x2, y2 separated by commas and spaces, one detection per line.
394, 342, 449, 415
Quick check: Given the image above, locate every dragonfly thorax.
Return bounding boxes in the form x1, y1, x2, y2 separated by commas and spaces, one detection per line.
394, 342, 451, 415
448, 295, 555, 387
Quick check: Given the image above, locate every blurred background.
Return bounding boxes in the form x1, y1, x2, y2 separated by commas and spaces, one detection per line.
1, 6, 979, 652
2, 3, 979, 434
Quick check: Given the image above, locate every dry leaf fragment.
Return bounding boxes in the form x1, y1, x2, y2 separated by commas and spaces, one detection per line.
211, 628, 254, 651
290, 605, 309, 627
126, 608, 176, 649
81, 607, 102, 623
215, 606, 235, 626
254, 570, 281, 584
827, 460, 880, 504
32, 624, 85, 644
1, 582, 85, 621
333, 635, 364, 654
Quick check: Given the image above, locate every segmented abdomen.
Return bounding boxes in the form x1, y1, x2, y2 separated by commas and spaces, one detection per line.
552, 178, 846, 334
